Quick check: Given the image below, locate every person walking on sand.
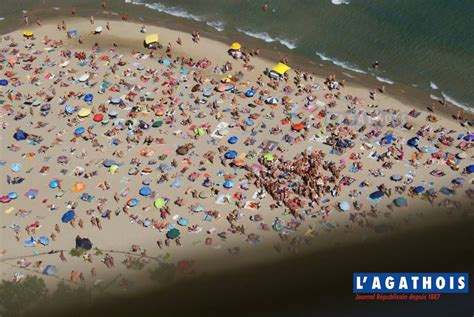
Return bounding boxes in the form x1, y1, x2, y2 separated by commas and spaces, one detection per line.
72, 7, 76, 15
106, 21, 110, 31
90, 16, 94, 24
23, 15, 29, 25
59, 251, 67, 262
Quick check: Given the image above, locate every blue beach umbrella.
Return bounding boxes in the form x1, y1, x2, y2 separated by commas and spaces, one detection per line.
49, 179, 59, 189
413, 186, 425, 194
11, 163, 22, 172
7, 192, 18, 199
393, 197, 408, 207
43, 265, 57, 276
0, 79, 8, 86
177, 217, 189, 226
228, 136, 238, 144
128, 198, 139, 207
224, 150, 237, 159
13, 130, 28, 141
61, 210, 76, 223
339, 201, 350, 211
65, 104, 74, 114
74, 127, 85, 135
84, 94, 94, 102
245, 89, 256, 97
38, 236, 50, 246
223, 180, 234, 188
465, 164, 474, 174
369, 191, 385, 199
407, 137, 419, 147
139, 186, 152, 196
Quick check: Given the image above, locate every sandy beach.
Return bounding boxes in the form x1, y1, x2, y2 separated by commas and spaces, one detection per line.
1, 15, 473, 304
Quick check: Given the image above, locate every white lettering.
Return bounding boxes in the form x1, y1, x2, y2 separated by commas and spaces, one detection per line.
436, 277, 446, 289
458, 277, 465, 290
372, 277, 381, 290
385, 276, 394, 289
399, 277, 408, 290
411, 276, 419, 290
422, 276, 431, 289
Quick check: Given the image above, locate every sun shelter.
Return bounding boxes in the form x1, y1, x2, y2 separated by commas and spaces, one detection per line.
61, 210, 76, 223
145, 33, 159, 48
23, 31, 33, 38
269, 63, 291, 80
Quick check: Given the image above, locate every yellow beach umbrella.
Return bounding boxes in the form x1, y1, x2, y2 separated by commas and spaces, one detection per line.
23, 31, 33, 38
230, 42, 241, 50
109, 164, 119, 174
77, 108, 92, 117
154, 198, 165, 209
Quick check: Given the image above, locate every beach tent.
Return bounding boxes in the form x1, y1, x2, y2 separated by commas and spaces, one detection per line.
61, 210, 76, 223
23, 31, 33, 38
145, 33, 159, 48
269, 62, 291, 79
75, 237, 92, 250
230, 42, 241, 50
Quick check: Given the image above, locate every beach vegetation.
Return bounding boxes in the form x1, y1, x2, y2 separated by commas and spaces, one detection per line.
0, 275, 47, 317
125, 258, 145, 270
149, 263, 177, 285
69, 247, 88, 257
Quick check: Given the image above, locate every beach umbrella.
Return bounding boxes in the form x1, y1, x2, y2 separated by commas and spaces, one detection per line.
24, 236, 36, 247
109, 164, 119, 174
74, 127, 85, 135
154, 198, 166, 209
102, 159, 116, 167
57, 155, 69, 164
0, 196, 11, 203
152, 120, 163, 128
369, 191, 385, 199
228, 136, 238, 144
93, 113, 104, 122
0, 79, 8, 86
71, 182, 85, 193
61, 210, 76, 223
216, 85, 227, 92
382, 134, 396, 144
191, 84, 201, 92
139, 186, 152, 196
177, 217, 188, 226
223, 180, 234, 188
78, 74, 89, 82
452, 177, 464, 186
11, 163, 22, 172
13, 130, 28, 141
142, 179, 152, 186
393, 197, 408, 207
127, 198, 139, 207
95, 26, 103, 33
110, 97, 121, 104
230, 42, 241, 50
166, 228, 180, 239
199, 190, 211, 199
390, 174, 403, 182
263, 153, 274, 162
224, 150, 237, 159
440, 187, 454, 196
413, 186, 425, 194
456, 152, 467, 159
465, 165, 474, 174
77, 108, 91, 117
272, 223, 283, 232
464, 134, 474, 142
108, 110, 118, 118
7, 192, 18, 199
194, 128, 205, 136
42, 265, 57, 276
407, 137, 419, 147
49, 179, 59, 189
245, 89, 255, 97
265, 96, 279, 105
65, 105, 74, 114
23, 31, 33, 38
38, 236, 50, 246
292, 122, 305, 132
339, 201, 350, 211
244, 118, 254, 126
40, 104, 51, 112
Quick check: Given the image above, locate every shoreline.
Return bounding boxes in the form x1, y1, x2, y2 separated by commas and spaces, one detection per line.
0, 4, 472, 120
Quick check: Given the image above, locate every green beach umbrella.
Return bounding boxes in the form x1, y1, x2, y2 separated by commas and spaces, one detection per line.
154, 198, 166, 209
263, 153, 274, 162
166, 228, 180, 239
152, 120, 163, 128
194, 128, 205, 136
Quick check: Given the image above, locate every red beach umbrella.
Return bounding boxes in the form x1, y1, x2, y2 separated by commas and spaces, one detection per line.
93, 113, 104, 122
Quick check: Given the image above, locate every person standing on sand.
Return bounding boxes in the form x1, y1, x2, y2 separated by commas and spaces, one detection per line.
59, 251, 67, 262
36, 19, 41, 26
90, 16, 94, 24
106, 21, 110, 31
23, 15, 29, 25
72, 7, 76, 15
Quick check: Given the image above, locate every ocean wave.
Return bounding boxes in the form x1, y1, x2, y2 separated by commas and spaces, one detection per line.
430, 81, 438, 90
236, 28, 297, 49
376, 76, 394, 84
0, 17, 4, 21
207, 20, 225, 32
126, 1, 204, 22
315, 51, 367, 74
441, 91, 472, 113
331, 0, 350, 5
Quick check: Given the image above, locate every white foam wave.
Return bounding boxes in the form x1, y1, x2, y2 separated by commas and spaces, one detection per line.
376, 76, 394, 84
331, 0, 350, 5
126, 1, 203, 22
315, 51, 366, 74
237, 28, 297, 49
440, 91, 472, 113
0, 17, 4, 21
207, 20, 225, 32
430, 81, 438, 90
430, 94, 439, 101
